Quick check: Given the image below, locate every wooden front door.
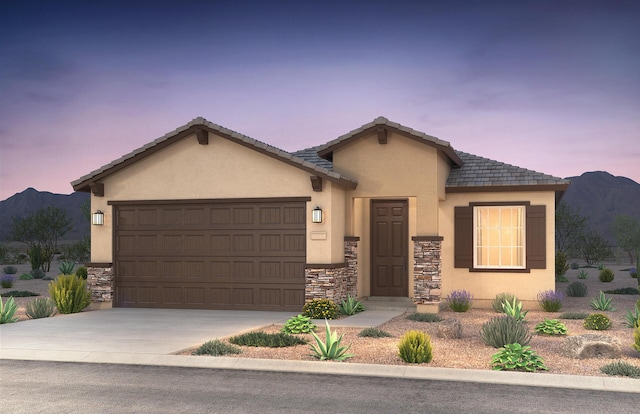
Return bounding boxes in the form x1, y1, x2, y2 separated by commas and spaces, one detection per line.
370, 199, 408, 297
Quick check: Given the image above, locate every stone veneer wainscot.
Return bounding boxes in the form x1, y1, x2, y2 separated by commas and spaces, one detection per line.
304, 237, 358, 302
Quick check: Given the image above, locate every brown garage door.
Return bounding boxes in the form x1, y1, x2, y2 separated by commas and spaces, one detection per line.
112, 198, 307, 311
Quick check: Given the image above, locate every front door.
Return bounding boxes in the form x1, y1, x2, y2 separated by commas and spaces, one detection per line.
370, 199, 408, 297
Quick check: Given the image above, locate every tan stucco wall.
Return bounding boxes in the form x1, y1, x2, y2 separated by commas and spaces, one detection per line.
439, 191, 557, 308
90, 133, 345, 264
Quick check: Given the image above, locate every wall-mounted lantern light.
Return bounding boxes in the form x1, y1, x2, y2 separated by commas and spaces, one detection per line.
312, 206, 323, 223
92, 210, 104, 226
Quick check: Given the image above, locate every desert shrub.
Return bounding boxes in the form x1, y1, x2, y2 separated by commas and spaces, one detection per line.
623, 306, 640, 329
635, 327, 640, 353
603, 287, 640, 295
491, 292, 517, 313
358, 327, 392, 338
598, 268, 615, 282
193, 340, 242, 356
58, 260, 75, 275
302, 298, 339, 320
0, 296, 19, 324
501, 297, 528, 322
534, 319, 568, 336
570, 262, 580, 270
590, 291, 615, 311
491, 343, 548, 372
3, 266, 17, 274
31, 269, 45, 279
397, 330, 433, 363
565, 281, 588, 297
229, 331, 306, 347
558, 312, 588, 320
583, 313, 612, 330
25, 298, 58, 319
576, 270, 589, 279
48, 274, 91, 314
630, 267, 638, 279
600, 361, 640, 379
480, 316, 532, 348
75, 266, 88, 280
555, 275, 569, 283
446, 290, 473, 312
27, 245, 45, 271
406, 312, 443, 322
338, 295, 365, 315
281, 314, 316, 334
555, 251, 569, 276
537, 290, 564, 312
19, 273, 33, 280
1, 275, 14, 288
597, 263, 605, 271
0, 290, 39, 297
309, 320, 354, 361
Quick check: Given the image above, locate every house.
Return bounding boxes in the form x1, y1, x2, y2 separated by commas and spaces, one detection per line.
72, 116, 569, 312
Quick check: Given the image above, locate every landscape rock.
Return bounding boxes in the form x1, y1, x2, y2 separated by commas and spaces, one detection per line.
437, 318, 462, 339
562, 334, 622, 359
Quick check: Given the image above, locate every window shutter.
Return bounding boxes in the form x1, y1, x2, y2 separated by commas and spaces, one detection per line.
454, 206, 473, 268
526, 205, 546, 269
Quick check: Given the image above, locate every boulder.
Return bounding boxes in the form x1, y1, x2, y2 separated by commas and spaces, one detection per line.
562, 334, 622, 359
437, 318, 462, 339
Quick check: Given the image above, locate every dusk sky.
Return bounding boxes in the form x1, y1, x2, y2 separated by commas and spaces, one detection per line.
0, 1, 638, 201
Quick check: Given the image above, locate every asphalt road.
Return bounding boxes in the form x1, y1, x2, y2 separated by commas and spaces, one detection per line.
1, 360, 636, 413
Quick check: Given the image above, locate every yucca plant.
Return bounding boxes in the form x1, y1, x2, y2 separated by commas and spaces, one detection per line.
48, 274, 91, 314
25, 297, 58, 319
0, 296, 19, 324
501, 297, 528, 322
309, 320, 354, 361
338, 294, 365, 315
590, 291, 615, 311
492, 293, 517, 313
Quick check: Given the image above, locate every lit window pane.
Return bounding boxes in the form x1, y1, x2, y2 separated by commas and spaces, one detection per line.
474, 206, 525, 269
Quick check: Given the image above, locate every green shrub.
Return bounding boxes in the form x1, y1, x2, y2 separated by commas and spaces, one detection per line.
25, 298, 58, 319
600, 361, 640, 379
597, 263, 605, 271
309, 320, 354, 361
193, 340, 242, 356
570, 262, 580, 270
76, 266, 88, 280
281, 314, 316, 334
397, 330, 433, 364
1, 275, 14, 288
58, 261, 75, 275
302, 298, 339, 320
446, 290, 473, 312
480, 316, 532, 348
623, 306, 640, 329
558, 312, 589, 320
590, 291, 615, 311
555, 275, 569, 283
491, 343, 548, 372
229, 331, 307, 347
48, 274, 91, 314
583, 313, 612, 330
534, 319, 568, 336
598, 268, 615, 282
565, 281, 588, 297
0, 290, 39, 297
19, 273, 33, 280
491, 292, 517, 313
0, 296, 19, 323
338, 295, 365, 315
603, 287, 640, 295
31, 269, 45, 279
537, 290, 564, 312
635, 327, 640, 353
28, 245, 45, 271
3, 266, 17, 274
501, 297, 528, 322
406, 312, 443, 322
358, 327, 392, 338
576, 270, 589, 279
555, 251, 569, 276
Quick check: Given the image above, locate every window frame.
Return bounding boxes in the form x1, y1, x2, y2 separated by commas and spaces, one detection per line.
472, 204, 526, 270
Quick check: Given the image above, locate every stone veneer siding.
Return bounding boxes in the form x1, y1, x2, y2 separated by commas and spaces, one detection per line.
305, 238, 358, 302
412, 237, 442, 304
86, 264, 114, 303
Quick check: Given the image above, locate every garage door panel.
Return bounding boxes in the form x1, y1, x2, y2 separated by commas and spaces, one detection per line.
114, 200, 306, 311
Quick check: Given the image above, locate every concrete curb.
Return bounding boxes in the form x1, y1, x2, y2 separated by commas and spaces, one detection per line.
2, 349, 638, 394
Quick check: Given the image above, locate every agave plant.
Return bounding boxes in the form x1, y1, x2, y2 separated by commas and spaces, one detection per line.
58, 260, 75, 275
590, 291, 615, 311
501, 297, 528, 322
309, 320, 354, 361
0, 296, 19, 324
338, 294, 365, 315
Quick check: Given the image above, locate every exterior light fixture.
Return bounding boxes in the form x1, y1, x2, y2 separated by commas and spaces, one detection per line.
92, 210, 104, 225
312, 206, 323, 223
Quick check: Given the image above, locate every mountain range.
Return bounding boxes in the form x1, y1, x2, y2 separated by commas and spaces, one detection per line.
0, 171, 638, 244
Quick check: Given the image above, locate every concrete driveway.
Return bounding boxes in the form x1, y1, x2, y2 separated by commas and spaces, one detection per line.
0, 308, 297, 355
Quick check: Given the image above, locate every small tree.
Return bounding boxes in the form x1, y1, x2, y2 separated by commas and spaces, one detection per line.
555, 202, 587, 256
612, 214, 640, 287
575, 230, 612, 266
10, 206, 72, 271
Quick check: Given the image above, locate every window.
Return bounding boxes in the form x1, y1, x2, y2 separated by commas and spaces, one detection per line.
473, 206, 525, 269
